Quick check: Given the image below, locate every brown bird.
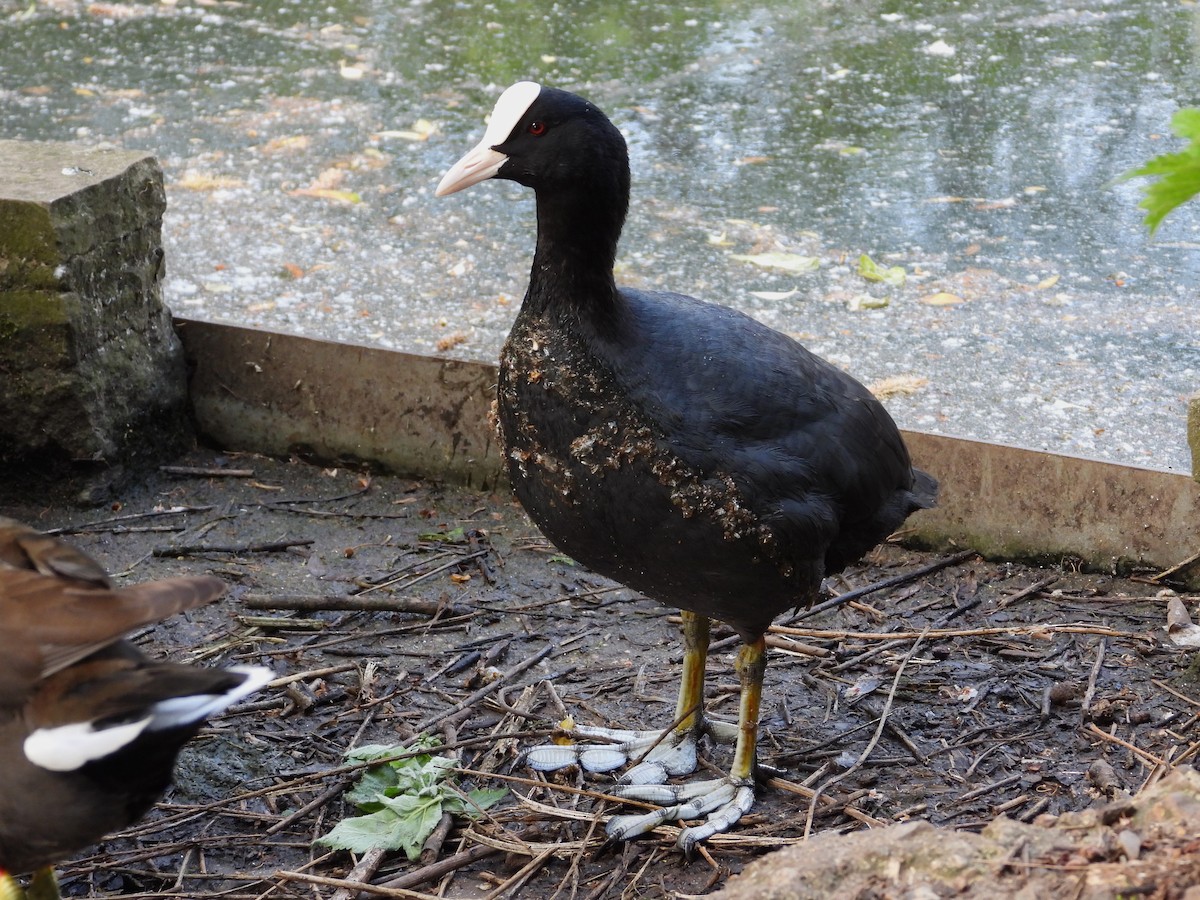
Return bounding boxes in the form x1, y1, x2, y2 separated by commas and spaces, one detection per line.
437, 83, 936, 851
0, 517, 271, 899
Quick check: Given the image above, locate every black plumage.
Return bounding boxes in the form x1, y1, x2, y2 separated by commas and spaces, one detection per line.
438, 82, 936, 849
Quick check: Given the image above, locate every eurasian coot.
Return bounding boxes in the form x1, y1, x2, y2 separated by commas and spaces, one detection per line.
0, 518, 271, 898
437, 82, 937, 851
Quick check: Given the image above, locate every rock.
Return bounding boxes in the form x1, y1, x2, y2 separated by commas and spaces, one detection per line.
716, 769, 1200, 899
0, 140, 192, 490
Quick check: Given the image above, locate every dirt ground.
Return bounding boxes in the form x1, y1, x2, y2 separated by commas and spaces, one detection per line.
2, 449, 1199, 899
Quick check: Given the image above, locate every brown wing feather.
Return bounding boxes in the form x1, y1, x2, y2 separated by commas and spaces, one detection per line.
0, 517, 112, 586
0, 520, 226, 697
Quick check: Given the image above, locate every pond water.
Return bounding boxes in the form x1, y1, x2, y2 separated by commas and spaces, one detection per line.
1, 0, 1198, 472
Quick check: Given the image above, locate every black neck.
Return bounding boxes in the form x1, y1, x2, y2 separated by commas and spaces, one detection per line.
525, 176, 629, 321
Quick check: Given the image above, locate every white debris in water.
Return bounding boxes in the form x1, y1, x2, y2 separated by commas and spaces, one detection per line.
923, 39, 956, 57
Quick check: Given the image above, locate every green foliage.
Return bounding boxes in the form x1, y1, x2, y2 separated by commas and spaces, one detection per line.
1123, 108, 1200, 235
315, 738, 507, 860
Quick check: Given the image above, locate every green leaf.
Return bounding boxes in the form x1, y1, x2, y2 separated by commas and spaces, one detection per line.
1122, 108, 1200, 234
857, 254, 906, 286
316, 737, 507, 860
419, 526, 466, 542
345, 764, 399, 810
315, 799, 440, 858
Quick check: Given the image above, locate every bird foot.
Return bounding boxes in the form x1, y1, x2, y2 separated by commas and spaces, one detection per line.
524, 723, 703, 784
606, 777, 756, 854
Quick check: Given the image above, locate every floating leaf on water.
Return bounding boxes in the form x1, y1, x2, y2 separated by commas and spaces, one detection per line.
857, 254, 906, 286
868, 375, 929, 399
920, 291, 965, 306
749, 288, 800, 301
384, 119, 440, 142
291, 187, 362, 204
974, 196, 1017, 210
177, 171, 246, 191
730, 252, 821, 274
848, 294, 889, 311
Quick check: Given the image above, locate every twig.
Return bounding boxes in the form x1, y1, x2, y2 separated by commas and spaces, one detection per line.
360, 550, 490, 595
243, 594, 473, 617
772, 622, 1132, 642
376, 844, 500, 892
1080, 639, 1106, 722
785, 549, 977, 624
803, 633, 926, 837
153, 539, 314, 556
1086, 723, 1170, 769
265, 778, 353, 836
413, 644, 554, 733
276, 869, 442, 898
998, 576, 1059, 609
160, 465, 256, 477
481, 846, 556, 900
1148, 547, 1200, 583
44, 506, 215, 535
332, 849, 388, 900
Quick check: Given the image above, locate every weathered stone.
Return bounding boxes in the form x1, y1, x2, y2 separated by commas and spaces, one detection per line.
0, 140, 191, 481
1189, 392, 1200, 483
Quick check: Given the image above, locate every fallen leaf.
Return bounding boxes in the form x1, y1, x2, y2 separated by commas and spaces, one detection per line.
974, 196, 1017, 210
291, 187, 362, 204
382, 119, 440, 142
857, 254, 906, 286
848, 294, 889, 311
261, 135, 311, 154
868, 374, 929, 399
177, 171, 246, 191
748, 288, 800, 301
730, 252, 821, 274
920, 291, 965, 306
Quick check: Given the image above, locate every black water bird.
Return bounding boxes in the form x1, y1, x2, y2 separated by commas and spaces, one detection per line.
436, 82, 937, 851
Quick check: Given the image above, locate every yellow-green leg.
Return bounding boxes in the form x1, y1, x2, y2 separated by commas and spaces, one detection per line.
729, 636, 766, 782
0, 867, 60, 900
673, 610, 710, 735
0, 871, 24, 900
26, 869, 60, 900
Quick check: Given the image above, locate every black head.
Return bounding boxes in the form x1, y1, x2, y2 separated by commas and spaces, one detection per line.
436, 82, 630, 202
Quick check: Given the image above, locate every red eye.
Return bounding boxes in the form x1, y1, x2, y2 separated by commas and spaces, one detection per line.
527, 120, 547, 136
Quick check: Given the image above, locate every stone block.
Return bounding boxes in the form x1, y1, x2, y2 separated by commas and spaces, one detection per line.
0, 140, 191, 484
1190, 392, 1200, 483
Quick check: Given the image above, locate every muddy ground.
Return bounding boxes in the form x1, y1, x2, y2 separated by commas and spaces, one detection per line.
2, 450, 1199, 899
